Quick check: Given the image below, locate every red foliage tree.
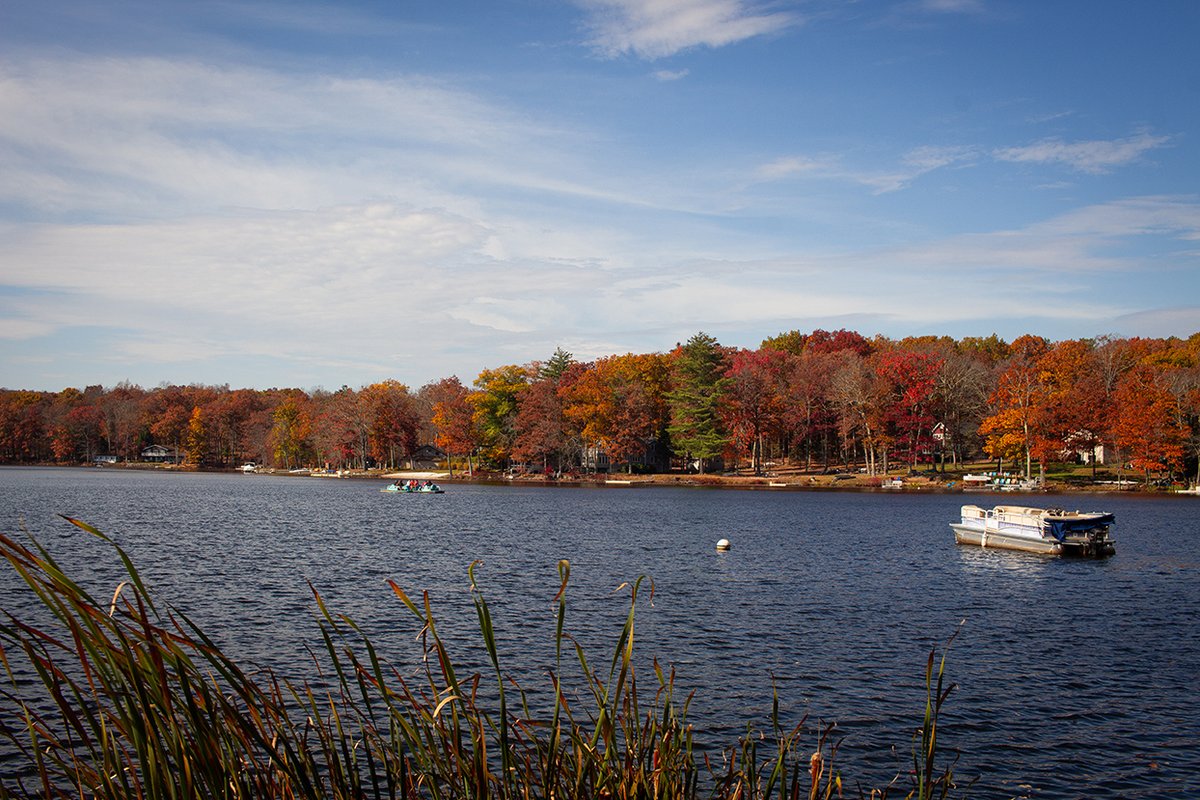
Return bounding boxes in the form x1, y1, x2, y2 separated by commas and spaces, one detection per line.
722, 348, 788, 474
362, 380, 419, 469
874, 349, 943, 470
511, 378, 570, 472
1112, 364, 1186, 484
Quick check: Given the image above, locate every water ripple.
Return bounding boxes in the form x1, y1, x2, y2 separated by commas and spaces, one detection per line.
1, 470, 1198, 798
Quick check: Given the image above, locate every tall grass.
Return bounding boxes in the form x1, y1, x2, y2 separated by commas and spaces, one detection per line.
0, 516, 961, 799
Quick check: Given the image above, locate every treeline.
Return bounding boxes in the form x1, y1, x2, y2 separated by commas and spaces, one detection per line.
2, 329, 1199, 483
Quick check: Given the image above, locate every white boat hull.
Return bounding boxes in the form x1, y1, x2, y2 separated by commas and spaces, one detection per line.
951, 504, 1115, 557
951, 523, 1064, 555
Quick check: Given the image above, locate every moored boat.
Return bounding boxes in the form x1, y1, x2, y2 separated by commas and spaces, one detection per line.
950, 504, 1115, 557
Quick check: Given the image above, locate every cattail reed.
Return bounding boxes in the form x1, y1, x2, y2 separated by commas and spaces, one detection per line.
0, 516, 960, 799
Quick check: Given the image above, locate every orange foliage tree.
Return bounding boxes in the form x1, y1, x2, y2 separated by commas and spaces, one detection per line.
1033, 340, 1109, 473
428, 377, 478, 476
1112, 364, 1186, 484
980, 335, 1050, 478
563, 353, 669, 473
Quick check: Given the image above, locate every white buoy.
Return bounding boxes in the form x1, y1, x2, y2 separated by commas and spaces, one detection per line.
716, 538, 731, 551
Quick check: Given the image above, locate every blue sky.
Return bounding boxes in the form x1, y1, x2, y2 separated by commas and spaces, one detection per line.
2, 0, 1198, 392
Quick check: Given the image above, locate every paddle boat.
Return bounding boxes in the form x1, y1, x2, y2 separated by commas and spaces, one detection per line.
950, 504, 1115, 557
383, 480, 444, 494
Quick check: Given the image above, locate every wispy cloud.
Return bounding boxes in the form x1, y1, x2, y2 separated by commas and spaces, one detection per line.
1026, 109, 1075, 125
912, 0, 986, 13
753, 145, 976, 193
653, 68, 690, 81
902, 144, 978, 171
753, 130, 1171, 196
0, 54, 708, 228
993, 130, 1172, 174
3, 195, 1196, 388
578, 0, 799, 59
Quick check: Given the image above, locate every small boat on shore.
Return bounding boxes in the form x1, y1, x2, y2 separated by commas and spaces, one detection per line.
950, 504, 1115, 557
383, 481, 444, 494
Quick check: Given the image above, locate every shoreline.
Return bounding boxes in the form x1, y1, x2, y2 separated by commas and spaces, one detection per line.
14, 461, 1191, 495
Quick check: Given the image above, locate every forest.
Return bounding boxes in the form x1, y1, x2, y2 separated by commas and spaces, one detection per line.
2, 329, 1199, 486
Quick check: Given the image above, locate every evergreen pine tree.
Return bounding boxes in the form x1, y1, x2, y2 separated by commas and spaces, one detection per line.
540, 347, 575, 382
667, 332, 730, 473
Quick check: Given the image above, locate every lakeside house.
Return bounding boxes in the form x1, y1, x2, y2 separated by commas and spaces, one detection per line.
140, 444, 182, 464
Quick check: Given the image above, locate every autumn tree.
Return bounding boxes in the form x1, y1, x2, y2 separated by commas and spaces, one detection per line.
270, 393, 312, 469
362, 380, 419, 469
806, 328, 873, 357
605, 354, 669, 471
204, 389, 266, 466
760, 329, 808, 355
470, 365, 530, 466
150, 402, 191, 459
778, 351, 836, 471
1112, 364, 1187, 484
828, 352, 885, 474
1161, 338, 1200, 484
721, 348, 787, 474
979, 335, 1051, 478
763, 328, 873, 358
44, 388, 92, 463
563, 353, 668, 473
667, 333, 730, 473
511, 378, 571, 473
183, 407, 206, 465
931, 345, 992, 469
1032, 340, 1109, 474
63, 404, 105, 462
98, 382, 146, 461
512, 348, 581, 474
957, 334, 1011, 367
311, 387, 373, 469
0, 391, 48, 462
427, 377, 478, 476
874, 348, 943, 471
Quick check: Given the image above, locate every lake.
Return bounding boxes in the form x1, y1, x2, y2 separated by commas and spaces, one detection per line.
2, 466, 1197, 798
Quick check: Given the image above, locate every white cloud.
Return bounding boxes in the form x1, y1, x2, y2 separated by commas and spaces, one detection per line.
3, 195, 1197, 389
1, 203, 495, 333
653, 68, 690, 81
877, 196, 1200, 275
902, 144, 977, 171
753, 145, 975, 194
753, 130, 1172, 196
993, 130, 1172, 174
579, 0, 798, 59
754, 155, 833, 181
0, 56, 589, 218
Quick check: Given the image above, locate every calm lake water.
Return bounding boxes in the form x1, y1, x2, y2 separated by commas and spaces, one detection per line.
2, 466, 1198, 798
